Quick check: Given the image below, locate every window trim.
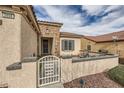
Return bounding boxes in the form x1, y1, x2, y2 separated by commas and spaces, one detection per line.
62, 40, 75, 51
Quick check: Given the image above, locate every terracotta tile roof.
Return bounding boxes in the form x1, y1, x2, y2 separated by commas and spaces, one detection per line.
60, 32, 83, 38
84, 30, 124, 43
29, 5, 40, 33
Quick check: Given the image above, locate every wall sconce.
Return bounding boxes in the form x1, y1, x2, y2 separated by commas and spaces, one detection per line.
0, 20, 2, 25
46, 28, 49, 33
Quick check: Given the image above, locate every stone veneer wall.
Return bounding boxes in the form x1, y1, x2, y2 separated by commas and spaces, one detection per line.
39, 24, 60, 56
61, 56, 118, 83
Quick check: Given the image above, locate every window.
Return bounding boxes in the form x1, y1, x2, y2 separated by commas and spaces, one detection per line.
87, 45, 91, 51
2, 11, 15, 19
62, 40, 74, 51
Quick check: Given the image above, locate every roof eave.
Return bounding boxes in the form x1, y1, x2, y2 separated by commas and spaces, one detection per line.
38, 21, 63, 27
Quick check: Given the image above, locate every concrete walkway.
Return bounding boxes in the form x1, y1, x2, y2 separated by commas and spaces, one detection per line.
41, 82, 64, 88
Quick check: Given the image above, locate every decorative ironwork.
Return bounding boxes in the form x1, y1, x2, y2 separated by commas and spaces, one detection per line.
38, 55, 61, 87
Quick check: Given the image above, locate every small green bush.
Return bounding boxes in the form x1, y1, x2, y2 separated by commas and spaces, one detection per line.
108, 65, 124, 86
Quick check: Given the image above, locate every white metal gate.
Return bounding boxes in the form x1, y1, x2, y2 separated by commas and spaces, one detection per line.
38, 55, 61, 87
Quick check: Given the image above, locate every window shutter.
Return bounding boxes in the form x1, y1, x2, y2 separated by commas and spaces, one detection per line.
65, 40, 68, 50
62, 40, 65, 51
72, 40, 74, 50
68, 40, 71, 50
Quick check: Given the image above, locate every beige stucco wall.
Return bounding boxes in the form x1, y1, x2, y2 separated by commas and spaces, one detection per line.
0, 11, 22, 84
81, 37, 96, 51
81, 37, 124, 58
60, 37, 81, 56
21, 15, 37, 59
7, 61, 37, 88
0, 10, 38, 88
61, 57, 118, 83
61, 59, 73, 83
94, 42, 124, 58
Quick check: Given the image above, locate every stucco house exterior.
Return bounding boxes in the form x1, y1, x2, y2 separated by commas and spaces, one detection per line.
0, 5, 119, 88
38, 21, 63, 57
37, 21, 82, 57
60, 32, 82, 56
0, 5, 41, 88
82, 30, 124, 59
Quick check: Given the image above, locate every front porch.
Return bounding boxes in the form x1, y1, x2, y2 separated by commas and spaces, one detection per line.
40, 37, 53, 56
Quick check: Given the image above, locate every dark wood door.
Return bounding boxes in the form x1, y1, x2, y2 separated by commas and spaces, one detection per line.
43, 40, 49, 54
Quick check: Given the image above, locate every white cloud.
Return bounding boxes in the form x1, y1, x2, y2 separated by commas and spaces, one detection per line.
82, 5, 106, 15
69, 16, 124, 36
40, 5, 83, 27
35, 5, 124, 36
104, 5, 122, 13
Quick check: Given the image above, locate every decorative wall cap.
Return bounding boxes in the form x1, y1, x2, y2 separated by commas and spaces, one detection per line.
22, 57, 37, 63
72, 55, 118, 63
6, 62, 22, 71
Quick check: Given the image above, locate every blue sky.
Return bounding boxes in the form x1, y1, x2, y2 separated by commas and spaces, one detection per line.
33, 5, 124, 36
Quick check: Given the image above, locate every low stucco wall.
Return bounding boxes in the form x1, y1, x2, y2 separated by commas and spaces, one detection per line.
0, 61, 37, 88
61, 56, 118, 83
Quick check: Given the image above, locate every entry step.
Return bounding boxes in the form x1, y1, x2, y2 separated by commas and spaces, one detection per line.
40, 82, 64, 88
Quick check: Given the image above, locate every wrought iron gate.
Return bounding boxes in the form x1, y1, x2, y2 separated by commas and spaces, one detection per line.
38, 55, 61, 87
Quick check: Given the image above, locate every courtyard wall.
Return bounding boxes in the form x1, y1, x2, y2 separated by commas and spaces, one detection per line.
5, 61, 37, 88
61, 56, 118, 83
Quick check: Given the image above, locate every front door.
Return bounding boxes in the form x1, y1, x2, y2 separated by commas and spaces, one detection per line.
43, 40, 49, 54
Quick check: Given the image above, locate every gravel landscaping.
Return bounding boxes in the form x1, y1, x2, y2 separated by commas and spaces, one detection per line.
63, 72, 123, 88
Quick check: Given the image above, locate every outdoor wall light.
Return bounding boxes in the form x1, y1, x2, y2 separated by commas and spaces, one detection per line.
46, 28, 49, 33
